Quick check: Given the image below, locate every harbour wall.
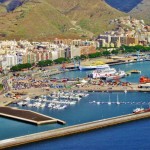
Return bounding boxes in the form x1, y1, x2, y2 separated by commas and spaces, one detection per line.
1, 112, 150, 149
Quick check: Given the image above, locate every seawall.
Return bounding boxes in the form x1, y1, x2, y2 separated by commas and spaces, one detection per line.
1, 112, 150, 149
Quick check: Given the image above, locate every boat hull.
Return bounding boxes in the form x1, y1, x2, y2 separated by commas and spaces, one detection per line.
79, 64, 109, 71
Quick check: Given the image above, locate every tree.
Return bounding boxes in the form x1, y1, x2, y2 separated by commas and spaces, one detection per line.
37, 60, 53, 67
111, 50, 119, 55
10, 63, 32, 72
102, 51, 111, 56
54, 57, 70, 64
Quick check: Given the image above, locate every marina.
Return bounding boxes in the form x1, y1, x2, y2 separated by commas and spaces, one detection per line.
0, 9, 149, 149
0, 61, 150, 148
12, 91, 89, 110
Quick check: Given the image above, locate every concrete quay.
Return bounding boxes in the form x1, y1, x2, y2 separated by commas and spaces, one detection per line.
0, 107, 65, 125
72, 83, 150, 93
1, 112, 150, 149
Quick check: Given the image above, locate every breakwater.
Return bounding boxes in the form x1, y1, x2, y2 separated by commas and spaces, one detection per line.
0, 107, 65, 125
1, 112, 150, 149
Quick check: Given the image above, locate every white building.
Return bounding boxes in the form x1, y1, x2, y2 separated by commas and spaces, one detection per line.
5, 54, 18, 67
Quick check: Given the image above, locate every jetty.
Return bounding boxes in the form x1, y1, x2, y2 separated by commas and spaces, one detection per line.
1, 112, 150, 149
0, 107, 65, 125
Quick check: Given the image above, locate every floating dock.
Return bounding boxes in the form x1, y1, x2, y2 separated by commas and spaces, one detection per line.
0, 107, 65, 125
1, 112, 150, 149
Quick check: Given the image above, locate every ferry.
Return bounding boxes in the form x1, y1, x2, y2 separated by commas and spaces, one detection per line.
79, 61, 109, 71
105, 70, 126, 81
91, 68, 117, 79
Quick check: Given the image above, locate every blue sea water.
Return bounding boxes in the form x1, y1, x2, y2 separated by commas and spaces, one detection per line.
13, 119, 150, 150
54, 61, 150, 83
1, 61, 150, 149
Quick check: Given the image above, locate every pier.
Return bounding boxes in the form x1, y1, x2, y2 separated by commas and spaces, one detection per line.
1, 112, 150, 149
0, 107, 65, 125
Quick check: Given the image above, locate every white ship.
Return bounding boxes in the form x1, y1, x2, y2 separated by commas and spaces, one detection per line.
105, 70, 126, 81
91, 68, 117, 79
79, 61, 109, 71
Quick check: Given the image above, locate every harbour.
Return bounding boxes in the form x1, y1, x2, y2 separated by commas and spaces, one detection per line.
1, 112, 150, 149
0, 1, 149, 148
0, 61, 150, 148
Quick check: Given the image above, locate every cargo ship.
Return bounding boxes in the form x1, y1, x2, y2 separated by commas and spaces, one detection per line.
139, 76, 150, 84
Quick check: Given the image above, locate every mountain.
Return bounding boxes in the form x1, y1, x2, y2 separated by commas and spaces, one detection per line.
129, 0, 150, 24
0, 0, 124, 40
104, 0, 150, 24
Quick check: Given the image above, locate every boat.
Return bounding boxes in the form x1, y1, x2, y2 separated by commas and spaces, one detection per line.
145, 58, 150, 61
79, 61, 109, 71
132, 107, 150, 114
116, 94, 120, 105
139, 76, 150, 84
143, 108, 150, 112
17, 101, 23, 106
133, 107, 144, 113
40, 103, 46, 108
97, 102, 100, 105
108, 95, 111, 105
124, 89, 127, 93
137, 58, 144, 62
24, 97, 30, 101
91, 67, 117, 79
104, 70, 126, 81
27, 103, 33, 107
130, 70, 141, 74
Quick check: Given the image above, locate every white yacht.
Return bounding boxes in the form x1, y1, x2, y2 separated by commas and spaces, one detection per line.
124, 89, 127, 94
116, 94, 120, 105
108, 95, 111, 105
40, 103, 46, 108
133, 107, 144, 113
24, 97, 30, 101
27, 103, 33, 107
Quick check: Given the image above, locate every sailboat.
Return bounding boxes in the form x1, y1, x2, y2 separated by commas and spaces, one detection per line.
116, 94, 120, 105
108, 94, 111, 105
124, 89, 127, 94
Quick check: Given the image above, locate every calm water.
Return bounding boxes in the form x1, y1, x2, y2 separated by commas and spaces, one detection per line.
1, 61, 150, 149
54, 61, 150, 83
14, 119, 150, 150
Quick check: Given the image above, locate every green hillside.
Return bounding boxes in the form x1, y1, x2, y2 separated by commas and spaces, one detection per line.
0, 5, 7, 13
0, 0, 125, 40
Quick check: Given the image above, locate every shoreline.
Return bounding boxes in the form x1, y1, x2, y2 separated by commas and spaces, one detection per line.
1, 112, 150, 149
0, 59, 149, 147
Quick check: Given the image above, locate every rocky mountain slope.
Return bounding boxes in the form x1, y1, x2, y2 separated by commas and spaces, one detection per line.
0, 0, 124, 40
129, 0, 150, 24
104, 0, 150, 24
